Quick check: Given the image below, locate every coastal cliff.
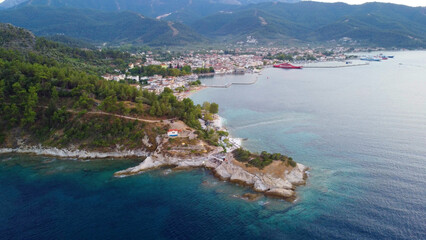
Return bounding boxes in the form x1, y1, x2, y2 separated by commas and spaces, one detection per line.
114, 150, 308, 200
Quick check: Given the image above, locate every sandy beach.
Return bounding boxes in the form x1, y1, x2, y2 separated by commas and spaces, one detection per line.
175, 86, 207, 99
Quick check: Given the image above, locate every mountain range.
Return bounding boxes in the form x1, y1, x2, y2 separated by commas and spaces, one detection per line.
1, 0, 300, 22
0, 6, 206, 46
0, 0, 425, 48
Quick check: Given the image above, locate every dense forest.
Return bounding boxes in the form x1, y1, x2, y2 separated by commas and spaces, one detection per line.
0, 42, 210, 149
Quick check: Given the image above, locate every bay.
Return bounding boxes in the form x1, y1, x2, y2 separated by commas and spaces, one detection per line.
1, 51, 425, 239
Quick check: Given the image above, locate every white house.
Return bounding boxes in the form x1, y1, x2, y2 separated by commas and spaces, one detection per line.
167, 129, 180, 137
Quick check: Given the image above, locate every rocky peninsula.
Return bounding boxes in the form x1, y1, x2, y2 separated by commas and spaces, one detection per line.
113, 116, 309, 201
114, 151, 308, 200
1, 117, 308, 201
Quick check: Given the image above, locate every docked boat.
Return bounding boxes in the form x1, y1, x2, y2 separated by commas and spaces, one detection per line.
360, 56, 381, 61
379, 54, 394, 59
273, 63, 303, 69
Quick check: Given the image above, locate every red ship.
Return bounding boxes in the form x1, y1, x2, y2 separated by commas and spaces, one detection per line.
273, 63, 303, 69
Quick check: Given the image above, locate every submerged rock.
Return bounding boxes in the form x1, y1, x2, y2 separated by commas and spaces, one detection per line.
242, 193, 262, 201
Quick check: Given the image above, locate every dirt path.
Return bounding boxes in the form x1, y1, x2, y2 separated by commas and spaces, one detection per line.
83, 111, 176, 123
40, 106, 176, 123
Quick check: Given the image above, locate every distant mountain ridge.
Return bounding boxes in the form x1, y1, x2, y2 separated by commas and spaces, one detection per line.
0, 6, 206, 46
1, 0, 300, 23
0, 1, 424, 47
192, 2, 426, 47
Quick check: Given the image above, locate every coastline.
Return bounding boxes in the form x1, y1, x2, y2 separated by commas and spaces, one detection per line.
0, 113, 308, 200
114, 151, 308, 200
175, 85, 207, 99
114, 112, 308, 201
0, 145, 149, 159
0, 84, 308, 201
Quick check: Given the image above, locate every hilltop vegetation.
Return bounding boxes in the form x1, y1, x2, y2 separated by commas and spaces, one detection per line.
0, 23, 35, 50
233, 148, 296, 169
0, 24, 135, 75
0, 26, 211, 150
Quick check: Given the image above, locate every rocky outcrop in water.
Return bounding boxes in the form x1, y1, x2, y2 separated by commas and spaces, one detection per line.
114, 152, 308, 200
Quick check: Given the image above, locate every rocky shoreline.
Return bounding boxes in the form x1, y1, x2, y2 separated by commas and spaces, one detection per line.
1, 114, 308, 201
0, 144, 308, 200
114, 150, 308, 200
0, 145, 149, 159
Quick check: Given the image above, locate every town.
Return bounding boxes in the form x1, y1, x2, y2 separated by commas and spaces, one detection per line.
103, 44, 391, 96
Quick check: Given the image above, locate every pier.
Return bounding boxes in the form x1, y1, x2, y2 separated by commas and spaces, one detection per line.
205, 77, 259, 88
302, 62, 369, 68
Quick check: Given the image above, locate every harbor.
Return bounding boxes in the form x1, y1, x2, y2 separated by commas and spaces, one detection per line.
302, 62, 370, 68
205, 76, 259, 88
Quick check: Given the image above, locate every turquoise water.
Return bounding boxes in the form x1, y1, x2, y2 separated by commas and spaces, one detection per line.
1, 51, 426, 239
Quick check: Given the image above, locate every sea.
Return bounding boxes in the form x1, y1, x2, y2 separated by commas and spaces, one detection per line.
1, 51, 425, 240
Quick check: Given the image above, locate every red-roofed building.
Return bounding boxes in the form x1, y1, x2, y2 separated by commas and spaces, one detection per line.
167, 129, 180, 137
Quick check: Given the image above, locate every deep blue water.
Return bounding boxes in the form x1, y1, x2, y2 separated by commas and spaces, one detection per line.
1, 51, 426, 239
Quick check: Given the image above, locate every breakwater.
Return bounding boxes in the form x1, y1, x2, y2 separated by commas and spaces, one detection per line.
302, 62, 369, 68
205, 77, 259, 88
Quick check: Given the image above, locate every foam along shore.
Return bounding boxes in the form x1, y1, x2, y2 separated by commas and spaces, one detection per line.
114, 151, 308, 200
0, 145, 149, 159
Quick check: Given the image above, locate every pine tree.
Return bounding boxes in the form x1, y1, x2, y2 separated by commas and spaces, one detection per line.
21, 86, 38, 126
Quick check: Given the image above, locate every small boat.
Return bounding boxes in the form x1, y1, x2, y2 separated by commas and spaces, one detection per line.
273, 63, 303, 69
379, 53, 394, 59
360, 56, 381, 61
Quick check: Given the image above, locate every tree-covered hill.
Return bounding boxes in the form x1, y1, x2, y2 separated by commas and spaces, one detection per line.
0, 6, 206, 46
0, 25, 209, 150
192, 1, 426, 47
0, 24, 134, 75
0, 23, 36, 49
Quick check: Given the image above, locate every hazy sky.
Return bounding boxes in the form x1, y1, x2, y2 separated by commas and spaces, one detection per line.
0, 0, 424, 7
304, 0, 426, 7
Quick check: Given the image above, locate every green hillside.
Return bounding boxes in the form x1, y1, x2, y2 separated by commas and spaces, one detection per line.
0, 6, 206, 46
0, 1, 425, 47
192, 2, 426, 47
2, 0, 300, 23
0, 24, 207, 151
0, 23, 36, 49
